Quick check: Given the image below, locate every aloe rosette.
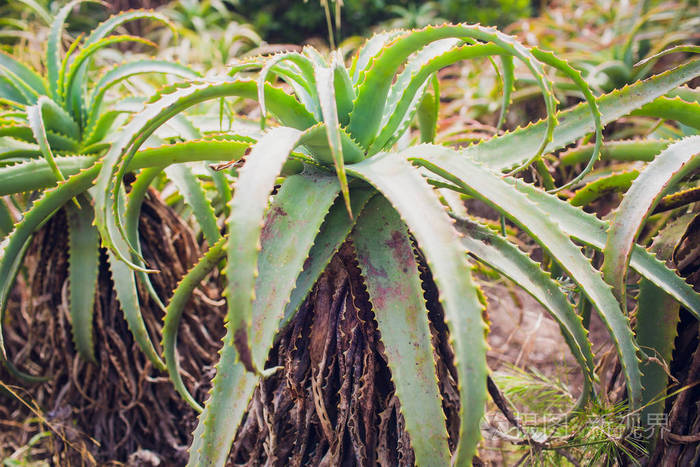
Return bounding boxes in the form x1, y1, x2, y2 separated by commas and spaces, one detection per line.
1, 20, 700, 465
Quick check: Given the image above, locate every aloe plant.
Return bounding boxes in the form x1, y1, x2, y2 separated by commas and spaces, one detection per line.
0, 1, 199, 368
2, 18, 700, 464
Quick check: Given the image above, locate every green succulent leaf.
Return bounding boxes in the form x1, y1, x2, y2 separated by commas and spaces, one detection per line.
106, 195, 166, 371
191, 127, 308, 466
350, 24, 556, 167
26, 96, 70, 186
353, 195, 451, 466
0, 140, 253, 197
86, 60, 201, 135
347, 152, 487, 464
165, 164, 221, 246
187, 350, 258, 467
0, 199, 12, 239
93, 79, 315, 269
530, 47, 602, 192
631, 96, 700, 130
570, 170, 639, 207
636, 213, 690, 428
451, 216, 596, 383
0, 164, 99, 361
163, 235, 226, 413
66, 194, 99, 362
602, 136, 700, 303
315, 63, 351, 217
505, 179, 700, 320
249, 170, 340, 370
0, 50, 46, 96
299, 122, 364, 164
47, 0, 95, 101
350, 30, 401, 84
559, 140, 671, 167
281, 189, 375, 329
125, 166, 169, 309
223, 126, 305, 372
471, 59, 700, 172
496, 54, 514, 130
408, 144, 642, 409
61, 35, 157, 103
257, 52, 316, 129
417, 74, 439, 143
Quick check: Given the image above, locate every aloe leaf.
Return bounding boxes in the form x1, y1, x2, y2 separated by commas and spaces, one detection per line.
165, 164, 221, 246
0, 75, 29, 106
668, 86, 700, 104
497, 55, 514, 130
0, 140, 251, 197
257, 52, 316, 129
504, 178, 700, 320
530, 47, 602, 191
369, 42, 503, 154
636, 45, 700, 68
125, 166, 168, 309
65, 194, 99, 362
570, 170, 639, 207
86, 10, 173, 47
332, 55, 355, 125
407, 144, 642, 409
350, 24, 556, 164
0, 164, 99, 360
281, 189, 375, 329
106, 194, 166, 371
191, 127, 306, 466
0, 124, 34, 142
638, 278, 680, 426
0, 199, 12, 239
93, 80, 314, 268
0, 50, 46, 96
47, 0, 95, 101
559, 140, 671, 167
187, 352, 258, 467
32, 95, 80, 139
0, 137, 40, 161
0, 63, 39, 105
315, 63, 351, 217
26, 97, 69, 186
602, 136, 700, 303
350, 31, 391, 83
67, 9, 173, 122
298, 122, 364, 164
471, 59, 700, 171
163, 236, 226, 413
0, 156, 94, 195
372, 38, 462, 147
250, 170, 339, 370
82, 110, 123, 148
189, 132, 320, 465
347, 152, 487, 464
223, 127, 304, 370
86, 60, 201, 135
228, 58, 319, 118
207, 166, 231, 218
350, 30, 402, 84
58, 32, 86, 100
417, 74, 439, 144
353, 195, 451, 466
130, 139, 252, 170
636, 214, 690, 428
631, 96, 700, 130
61, 35, 157, 102
451, 216, 596, 381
